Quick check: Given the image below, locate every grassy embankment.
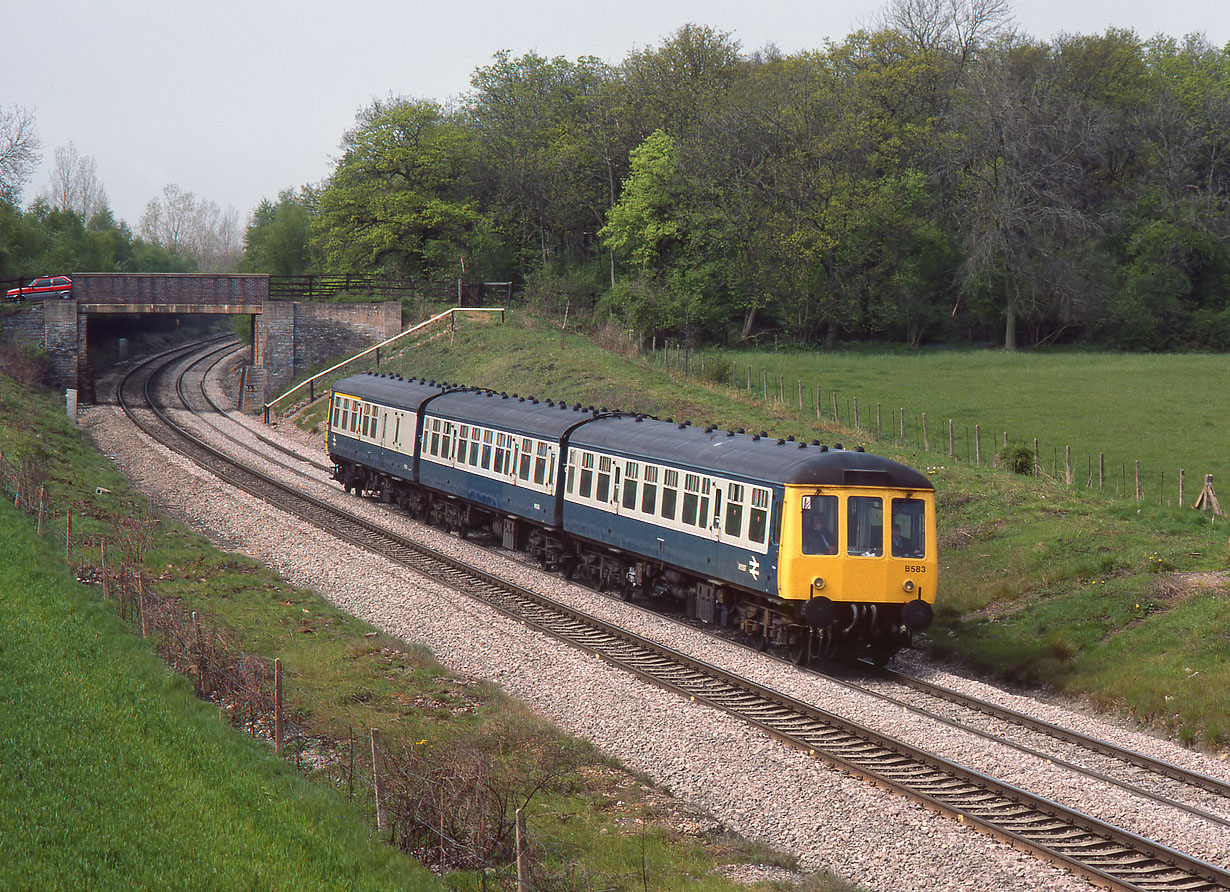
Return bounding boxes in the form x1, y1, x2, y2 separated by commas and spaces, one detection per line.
0, 361, 843, 889
294, 314, 1230, 750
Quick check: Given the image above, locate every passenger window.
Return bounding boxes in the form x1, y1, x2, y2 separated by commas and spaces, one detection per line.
481, 430, 493, 470
891, 498, 926, 558
533, 442, 548, 485
519, 438, 533, 480
578, 453, 594, 498
494, 433, 508, 474
660, 469, 679, 520
596, 456, 612, 502
641, 466, 658, 515
622, 463, 639, 510
682, 473, 700, 526
339, 401, 348, 431
847, 496, 884, 556
725, 483, 744, 537
748, 488, 770, 544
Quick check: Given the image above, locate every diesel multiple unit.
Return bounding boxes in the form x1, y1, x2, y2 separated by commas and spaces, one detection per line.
328, 372, 937, 664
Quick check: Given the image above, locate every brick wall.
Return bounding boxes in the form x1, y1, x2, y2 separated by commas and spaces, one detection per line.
42, 299, 80, 391
254, 300, 402, 408
73, 273, 269, 308
0, 303, 45, 345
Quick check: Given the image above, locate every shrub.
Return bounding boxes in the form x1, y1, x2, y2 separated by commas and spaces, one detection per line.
1000, 443, 1036, 475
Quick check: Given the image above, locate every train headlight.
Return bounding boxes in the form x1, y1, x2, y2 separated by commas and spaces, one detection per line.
812, 576, 826, 591
903, 579, 916, 594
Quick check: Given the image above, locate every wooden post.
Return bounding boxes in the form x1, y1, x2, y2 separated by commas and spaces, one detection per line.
899, 409, 905, 445
816, 385, 822, 421
371, 729, 387, 832
1033, 438, 1039, 477
922, 414, 929, 452
1135, 461, 1142, 502
274, 658, 284, 753
778, 373, 783, 403
1180, 469, 1185, 508
1160, 470, 1165, 505
762, 370, 768, 402
877, 404, 882, 437
853, 398, 859, 431
975, 425, 981, 466
797, 379, 803, 410
516, 807, 528, 892
1194, 474, 1222, 514
832, 392, 839, 423
193, 611, 206, 695
66, 511, 71, 561
101, 538, 109, 600
948, 419, 954, 458
1099, 453, 1105, 491
731, 360, 737, 387
37, 484, 45, 536
1065, 446, 1072, 484
1003, 431, 1008, 449
138, 574, 147, 638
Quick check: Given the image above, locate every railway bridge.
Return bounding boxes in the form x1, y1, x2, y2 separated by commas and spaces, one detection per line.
11, 273, 401, 410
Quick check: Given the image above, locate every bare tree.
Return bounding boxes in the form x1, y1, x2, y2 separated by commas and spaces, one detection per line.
0, 104, 42, 204
140, 183, 242, 270
43, 141, 109, 220
876, 0, 1015, 67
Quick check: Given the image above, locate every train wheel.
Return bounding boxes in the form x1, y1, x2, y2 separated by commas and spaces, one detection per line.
790, 629, 812, 667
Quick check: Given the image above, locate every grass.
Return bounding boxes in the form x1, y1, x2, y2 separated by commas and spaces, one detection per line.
0, 505, 440, 892
318, 313, 1230, 750
716, 347, 1230, 507
0, 355, 846, 890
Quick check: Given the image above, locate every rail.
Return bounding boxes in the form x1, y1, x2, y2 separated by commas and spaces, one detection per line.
261, 306, 505, 422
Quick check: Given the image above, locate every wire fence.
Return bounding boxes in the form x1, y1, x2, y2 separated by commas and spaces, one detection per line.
647, 342, 1225, 515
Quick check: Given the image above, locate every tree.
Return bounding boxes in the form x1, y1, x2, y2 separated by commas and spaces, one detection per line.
0, 105, 41, 205
42, 142, 109, 221
140, 183, 241, 271
240, 189, 313, 275
313, 97, 485, 277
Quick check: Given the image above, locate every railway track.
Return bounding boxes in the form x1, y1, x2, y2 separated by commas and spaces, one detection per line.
118, 338, 1230, 892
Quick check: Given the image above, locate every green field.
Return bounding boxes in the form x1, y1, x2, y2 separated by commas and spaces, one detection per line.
714, 348, 1230, 507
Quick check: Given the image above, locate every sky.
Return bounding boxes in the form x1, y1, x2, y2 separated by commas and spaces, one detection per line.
5, 0, 1227, 230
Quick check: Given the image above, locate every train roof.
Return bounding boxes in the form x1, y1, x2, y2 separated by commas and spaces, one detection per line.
333, 373, 449, 412
335, 372, 932, 490
571, 414, 934, 490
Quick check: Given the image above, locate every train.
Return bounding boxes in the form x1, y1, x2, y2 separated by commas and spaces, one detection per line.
326, 371, 938, 665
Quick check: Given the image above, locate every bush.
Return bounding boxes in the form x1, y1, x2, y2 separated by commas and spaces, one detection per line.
1000, 443, 1036, 475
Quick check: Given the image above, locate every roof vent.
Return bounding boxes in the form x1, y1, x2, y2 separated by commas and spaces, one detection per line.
856, 446, 865, 452
635, 415, 644, 422
812, 439, 821, 446
776, 438, 785, 445
726, 430, 734, 437
752, 434, 761, 441
835, 443, 843, 450
786, 435, 795, 441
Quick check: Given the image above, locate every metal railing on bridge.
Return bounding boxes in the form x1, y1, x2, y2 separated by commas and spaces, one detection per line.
261, 306, 505, 422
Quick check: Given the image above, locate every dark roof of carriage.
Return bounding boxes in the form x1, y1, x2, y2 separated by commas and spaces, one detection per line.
571, 414, 933, 489
334, 373, 932, 490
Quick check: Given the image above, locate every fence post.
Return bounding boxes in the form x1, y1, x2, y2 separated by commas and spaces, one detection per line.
1180, 469, 1186, 508
138, 574, 147, 639
975, 424, 981, 466
816, 384, 822, 421
516, 807, 528, 892
877, 404, 882, 437
1099, 453, 1105, 491
37, 484, 46, 536
275, 658, 284, 753
948, 419, 954, 458
1065, 446, 1072, 484
833, 392, 840, 423
66, 511, 71, 561
899, 409, 905, 446
853, 398, 859, 431
1135, 461, 1142, 502
798, 379, 803, 410
922, 414, 929, 452
371, 729, 387, 832
1033, 438, 1039, 477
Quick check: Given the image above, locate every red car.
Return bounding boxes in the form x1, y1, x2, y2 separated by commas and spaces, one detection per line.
7, 275, 73, 301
